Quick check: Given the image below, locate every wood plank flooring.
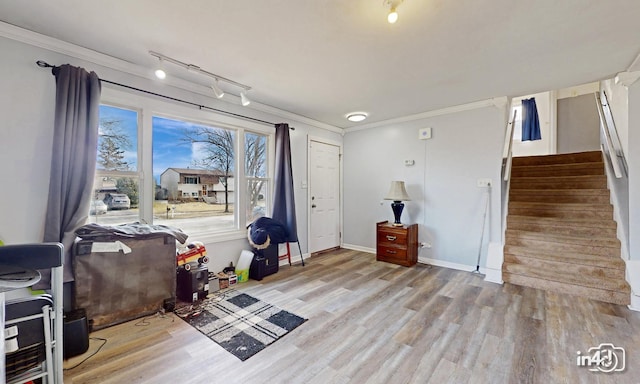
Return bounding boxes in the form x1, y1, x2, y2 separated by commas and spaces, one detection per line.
63, 249, 640, 383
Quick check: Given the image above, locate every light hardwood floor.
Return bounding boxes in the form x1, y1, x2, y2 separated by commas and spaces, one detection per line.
63, 249, 640, 383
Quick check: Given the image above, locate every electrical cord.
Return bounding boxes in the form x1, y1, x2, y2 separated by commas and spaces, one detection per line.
135, 310, 175, 326
63, 337, 107, 371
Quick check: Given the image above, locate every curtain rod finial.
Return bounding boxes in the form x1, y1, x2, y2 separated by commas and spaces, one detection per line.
36, 60, 54, 68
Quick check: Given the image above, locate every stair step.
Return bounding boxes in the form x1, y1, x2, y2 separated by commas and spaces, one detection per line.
504, 237, 620, 257
508, 201, 612, 211
503, 245, 625, 269
509, 189, 611, 204
506, 215, 617, 229
505, 221, 617, 238
504, 263, 627, 292
511, 151, 602, 166
503, 254, 625, 279
511, 162, 604, 177
507, 207, 612, 220
505, 230, 620, 248
510, 175, 607, 190
503, 272, 630, 305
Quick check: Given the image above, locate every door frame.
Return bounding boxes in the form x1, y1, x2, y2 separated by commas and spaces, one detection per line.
307, 135, 343, 254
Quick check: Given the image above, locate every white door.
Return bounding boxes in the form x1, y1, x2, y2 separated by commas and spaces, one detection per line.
309, 140, 340, 253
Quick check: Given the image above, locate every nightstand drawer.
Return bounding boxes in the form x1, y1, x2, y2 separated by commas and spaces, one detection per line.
378, 231, 407, 245
377, 245, 408, 261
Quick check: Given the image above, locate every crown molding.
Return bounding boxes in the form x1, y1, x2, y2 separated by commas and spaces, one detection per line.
344, 97, 505, 134
627, 50, 640, 73
0, 21, 341, 133
614, 71, 640, 88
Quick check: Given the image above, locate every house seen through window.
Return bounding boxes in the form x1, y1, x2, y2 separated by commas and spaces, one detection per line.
88, 105, 139, 224
88, 103, 270, 239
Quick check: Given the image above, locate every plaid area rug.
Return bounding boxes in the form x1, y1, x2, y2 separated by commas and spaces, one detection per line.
179, 289, 307, 361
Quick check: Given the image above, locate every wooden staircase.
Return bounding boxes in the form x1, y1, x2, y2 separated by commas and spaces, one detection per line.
503, 151, 630, 305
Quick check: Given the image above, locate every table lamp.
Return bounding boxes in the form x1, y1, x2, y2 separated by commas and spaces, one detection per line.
384, 181, 411, 226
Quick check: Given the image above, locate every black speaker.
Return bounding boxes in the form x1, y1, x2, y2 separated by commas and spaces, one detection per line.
64, 309, 89, 359
177, 264, 209, 302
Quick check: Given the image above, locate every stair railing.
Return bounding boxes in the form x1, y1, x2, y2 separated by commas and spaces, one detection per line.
595, 91, 628, 178
502, 109, 518, 182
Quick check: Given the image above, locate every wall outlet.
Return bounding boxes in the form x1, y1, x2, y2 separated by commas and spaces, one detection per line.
477, 178, 492, 187
420, 242, 431, 249
404, 159, 415, 166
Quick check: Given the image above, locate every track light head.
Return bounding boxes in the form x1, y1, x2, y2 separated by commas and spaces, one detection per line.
384, 0, 403, 24
211, 80, 225, 99
154, 58, 166, 79
240, 91, 251, 106
388, 7, 399, 23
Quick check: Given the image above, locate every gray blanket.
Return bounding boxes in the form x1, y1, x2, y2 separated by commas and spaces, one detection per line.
75, 222, 188, 244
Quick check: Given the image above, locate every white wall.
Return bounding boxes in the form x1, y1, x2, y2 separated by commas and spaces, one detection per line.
556, 93, 601, 154
629, 81, 640, 261
343, 105, 505, 269
0, 35, 342, 273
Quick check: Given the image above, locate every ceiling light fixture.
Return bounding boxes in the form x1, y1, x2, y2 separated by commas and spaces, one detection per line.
346, 112, 368, 122
384, 0, 403, 24
240, 91, 251, 106
211, 80, 225, 99
149, 51, 251, 105
154, 58, 166, 79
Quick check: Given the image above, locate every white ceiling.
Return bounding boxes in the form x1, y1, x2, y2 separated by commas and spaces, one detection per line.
1, 0, 640, 129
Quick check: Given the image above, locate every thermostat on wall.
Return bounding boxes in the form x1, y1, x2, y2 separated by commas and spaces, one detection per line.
419, 127, 432, 140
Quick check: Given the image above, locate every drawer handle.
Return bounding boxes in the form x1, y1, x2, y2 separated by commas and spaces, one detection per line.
386, 235, 397, 241
385, 249, 397, 254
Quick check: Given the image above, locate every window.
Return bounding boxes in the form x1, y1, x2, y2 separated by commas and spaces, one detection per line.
511, 105, 523, 141
184, 176, 199, 184
95, 87, 273, 241
245, 132, 268, 223
153, 115, 236, 237
88, 105, 140, 225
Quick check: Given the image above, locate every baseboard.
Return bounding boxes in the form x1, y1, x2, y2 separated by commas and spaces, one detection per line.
625, 260, 640, 311
629, 292, 640, 312
342, 243, 375, 254
279, 252, 310, 267
417, 256, 486, 274
484, 242, 504, 285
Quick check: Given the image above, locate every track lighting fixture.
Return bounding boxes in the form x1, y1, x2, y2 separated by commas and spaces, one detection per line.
154, 58, 166, 79
240, 91, 251, 106
211, 80, 225, 99
384, 0, 403, 24
149, 51, 252, 106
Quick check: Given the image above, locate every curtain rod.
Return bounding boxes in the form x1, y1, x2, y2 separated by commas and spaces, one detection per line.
35, 60, 294, 129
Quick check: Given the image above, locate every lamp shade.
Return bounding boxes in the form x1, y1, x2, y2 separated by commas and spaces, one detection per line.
384, 181, 411, 201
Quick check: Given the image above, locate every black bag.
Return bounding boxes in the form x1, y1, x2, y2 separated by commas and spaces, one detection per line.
249, 243, 279, 280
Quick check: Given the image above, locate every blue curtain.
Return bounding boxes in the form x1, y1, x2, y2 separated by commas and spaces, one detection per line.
272, 123, 298, 242
521, 97, 541, 141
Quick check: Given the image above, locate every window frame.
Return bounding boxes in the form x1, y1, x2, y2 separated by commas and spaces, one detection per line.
100, 86, 274, 243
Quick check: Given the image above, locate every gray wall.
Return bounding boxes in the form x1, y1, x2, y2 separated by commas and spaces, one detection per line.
557, 94, 600, 153
0, 36, 342, 273
343, 105, 505, 269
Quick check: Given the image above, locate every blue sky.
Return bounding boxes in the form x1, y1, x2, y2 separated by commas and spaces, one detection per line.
100, 105, 239, 183
152, 115, 210, 183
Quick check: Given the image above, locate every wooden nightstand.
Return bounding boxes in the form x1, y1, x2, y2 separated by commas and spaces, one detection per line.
376, 221, 418, 267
